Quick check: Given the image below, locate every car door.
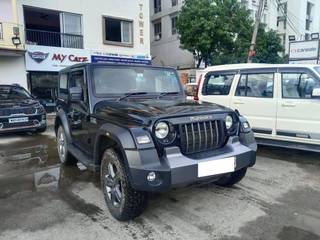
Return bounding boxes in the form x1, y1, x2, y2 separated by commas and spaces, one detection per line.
276, 67, 320, 145
68, 68, 92, 154
230, 69, 277, 138
198, 71, 237, 107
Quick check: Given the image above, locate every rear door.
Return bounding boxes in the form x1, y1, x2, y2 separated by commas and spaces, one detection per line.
198, 71, 237, 107
276, 67, 320, 144
230, 69, 277, 138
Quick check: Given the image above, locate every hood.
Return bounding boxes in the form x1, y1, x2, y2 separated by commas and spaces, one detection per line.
94, 98, 232, 126
0, 98, 39, 109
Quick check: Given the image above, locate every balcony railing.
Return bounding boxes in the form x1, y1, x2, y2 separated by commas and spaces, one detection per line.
26, 29, 83, 49
0, 22, 25, 51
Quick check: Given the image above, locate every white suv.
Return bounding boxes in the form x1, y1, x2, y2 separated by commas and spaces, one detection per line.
189, 63, 320, 152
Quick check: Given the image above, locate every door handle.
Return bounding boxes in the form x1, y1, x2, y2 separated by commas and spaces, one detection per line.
282, 102, 296, 107
233, 100, 244, 105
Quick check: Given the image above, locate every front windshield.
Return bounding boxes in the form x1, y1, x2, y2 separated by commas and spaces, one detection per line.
93, 66, 181, 95
0, 86, 31, 100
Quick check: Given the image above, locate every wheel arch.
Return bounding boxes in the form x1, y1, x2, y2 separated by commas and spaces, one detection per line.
93, 123, 136, 167
55, 109, 72, 143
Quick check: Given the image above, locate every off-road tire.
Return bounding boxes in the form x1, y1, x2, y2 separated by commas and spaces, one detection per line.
215, 167, 247, 187
101, 148, 147, 221
56, 126, 77, 165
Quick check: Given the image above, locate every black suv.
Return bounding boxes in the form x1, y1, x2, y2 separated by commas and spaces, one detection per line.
0, 84, 46, 134
55, 63, 257, 221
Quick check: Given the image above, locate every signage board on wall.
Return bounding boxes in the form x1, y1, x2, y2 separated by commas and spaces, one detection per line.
91, 50, 151, 65
25, 45, 91, 71
289, 40, 319, 62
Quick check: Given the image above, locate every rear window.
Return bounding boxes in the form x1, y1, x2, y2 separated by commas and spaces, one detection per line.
202, 73, 235, 95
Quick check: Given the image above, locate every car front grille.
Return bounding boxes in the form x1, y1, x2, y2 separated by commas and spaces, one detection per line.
178, 120, 227, 155
0, 107, 36, 117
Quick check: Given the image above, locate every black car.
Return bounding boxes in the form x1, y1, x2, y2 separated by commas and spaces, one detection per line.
0, 84, 46, 134
55, 63, 257, 221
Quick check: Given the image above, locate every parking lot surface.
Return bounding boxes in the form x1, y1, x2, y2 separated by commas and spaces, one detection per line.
0, 127, 320, 240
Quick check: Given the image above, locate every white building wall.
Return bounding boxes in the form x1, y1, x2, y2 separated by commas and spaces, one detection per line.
150, 0, 195, 69
0, 0, 14, 22
17, 0, 150, 57
0, 57, 27, 89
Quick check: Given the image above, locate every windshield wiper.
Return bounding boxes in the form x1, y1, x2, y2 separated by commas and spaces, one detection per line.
157, 91, 180, 99
117, 92, 148, 101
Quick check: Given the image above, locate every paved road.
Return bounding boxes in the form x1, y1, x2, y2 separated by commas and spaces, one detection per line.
0, 129, 320, 240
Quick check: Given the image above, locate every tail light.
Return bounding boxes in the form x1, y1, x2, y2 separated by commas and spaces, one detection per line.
194, 74, 203, 101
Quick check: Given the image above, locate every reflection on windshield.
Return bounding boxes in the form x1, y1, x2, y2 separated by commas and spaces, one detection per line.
314, 67, 320, 75
0, 86, 31, 100
93, 67, 181, 95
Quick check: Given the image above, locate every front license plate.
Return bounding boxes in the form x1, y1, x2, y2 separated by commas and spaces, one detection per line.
198, 157, 235, 177
9, 117, 28, 123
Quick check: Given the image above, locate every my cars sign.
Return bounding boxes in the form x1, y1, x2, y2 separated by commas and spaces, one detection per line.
289, 40, 319, 63
25, 45, 91, 71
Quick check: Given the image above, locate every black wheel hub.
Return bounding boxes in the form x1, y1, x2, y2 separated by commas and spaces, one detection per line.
104, 163, 122, 207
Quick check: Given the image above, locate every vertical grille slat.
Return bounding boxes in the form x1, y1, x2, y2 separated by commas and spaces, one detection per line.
215, 121, 219, 147
179, 120, 226, 155
197, 122, 201, 151
204, 122, 208, 150
191, 123, 195, 152
184, 124, 189, 153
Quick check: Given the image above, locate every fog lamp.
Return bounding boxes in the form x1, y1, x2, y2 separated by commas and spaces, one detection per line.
147, 172, 156, 182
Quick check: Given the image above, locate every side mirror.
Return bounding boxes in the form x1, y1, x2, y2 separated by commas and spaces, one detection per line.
185, 83, 198, 97
312, 88, 320, 98
69, 87, 83, 102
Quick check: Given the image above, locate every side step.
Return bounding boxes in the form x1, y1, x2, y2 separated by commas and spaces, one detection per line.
68, 144, 100, 172
256, 138, 320, 153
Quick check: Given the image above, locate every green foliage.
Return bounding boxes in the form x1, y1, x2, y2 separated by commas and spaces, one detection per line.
177, 0, 286, 67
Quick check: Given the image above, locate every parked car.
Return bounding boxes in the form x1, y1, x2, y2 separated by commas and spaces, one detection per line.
32, 87, 57, 113
0, 84, 46, 134
54, 63, 257, 221
188, 63, 320, 152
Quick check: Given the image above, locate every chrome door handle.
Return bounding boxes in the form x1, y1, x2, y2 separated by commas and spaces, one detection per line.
233, 100, 244, 105
282, 102, 296, 107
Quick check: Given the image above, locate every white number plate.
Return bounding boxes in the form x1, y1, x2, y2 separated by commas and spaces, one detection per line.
9, 117, 29, 123
198, 157, 235, 177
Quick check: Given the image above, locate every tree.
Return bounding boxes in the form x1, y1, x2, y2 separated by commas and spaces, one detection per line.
177, 0, 286, 67
254, 27, 285, 63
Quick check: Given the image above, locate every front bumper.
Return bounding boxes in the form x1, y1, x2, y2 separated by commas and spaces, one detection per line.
0, 114, 46, 134
126, 135, 256, 192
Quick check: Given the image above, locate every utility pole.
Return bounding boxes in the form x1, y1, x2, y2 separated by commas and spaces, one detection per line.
247, 0, 266, 63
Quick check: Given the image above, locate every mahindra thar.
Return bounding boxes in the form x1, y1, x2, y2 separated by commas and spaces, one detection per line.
55, 63, 257, 221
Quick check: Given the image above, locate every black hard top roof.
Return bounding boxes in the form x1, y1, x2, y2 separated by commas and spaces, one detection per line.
59, 63, 176, 72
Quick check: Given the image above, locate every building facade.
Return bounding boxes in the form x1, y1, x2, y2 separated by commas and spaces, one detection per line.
150, 0, 196, 82
149, 0, 320, 77
276, 0, 320, 53
0, 0, 150, 111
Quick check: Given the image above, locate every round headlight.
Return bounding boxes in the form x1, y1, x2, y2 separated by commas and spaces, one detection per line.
225, 115, 233, 130
155, 122, 169, 139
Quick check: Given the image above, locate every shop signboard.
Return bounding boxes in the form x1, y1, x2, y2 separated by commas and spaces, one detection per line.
289, 40, 319, 64
25, 45, 91, 71
91, 50, 151, 65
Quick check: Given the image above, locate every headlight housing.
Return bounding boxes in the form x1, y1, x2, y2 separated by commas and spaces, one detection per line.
225, 115, 233, 130
36, 104, 46, 114
155, 122, 169, 139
